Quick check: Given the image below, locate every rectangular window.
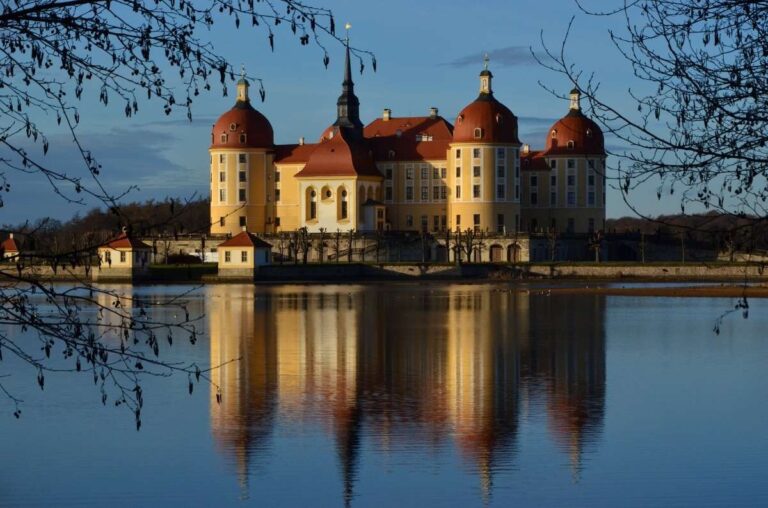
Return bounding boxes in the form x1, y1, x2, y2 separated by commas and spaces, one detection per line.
385, 167, 393, 180
456, 166, 461, 178
441, 167, 447, 178
239, 216, 246, 227
588, 172, 596, 187
219, 154, 225, 163
421, 185, 429, 201
473, 185, 481, 198
421, 166, 429, 180
406, 186, 414, 201
587, 159, 595, 170
385, 186, 393, 201
433, 186, 440, 200
224, 251, 231, 263
238, 154, 246, 163
219, 189, 226, 203
551, 191, 557, 206
588, 218, 595, 233
441, 185, 447, 200
275, 217, 281, 227
406, 215, 414, 227
515, 184, 520, 200
455, 149, 461, 159
433, 167, 440, 179
473, 214, 481, 231
531, 175, 538, 187
239, 189, 246, 202
456, 215, 461, 226
275, 189, 281, 202
421, 215, 428, 232
219, 217, 225, 227
119, 251, 126, 263
551, 175, 557, 187
567, 175, 576, 186
406, 167, 414, 180
274, 171, 280, 183
241, 251, 248, 262
567, 191, 576, 206
530, 192, 538, 205
239, 171, 247, 182
550, 159, 556, 169
497, 148, 505, 159
219, 171, 226, 182
497, 184, 505, 199
497, 166, 505, 178
473, 148, 481, 159
473, 166, 481, 177
567, 159, 575, 169
497, 213, 505, 233
588, 191, 596, 206
441, 215, 447, 229
433, 215, 440, 231
456, 186, 461, 199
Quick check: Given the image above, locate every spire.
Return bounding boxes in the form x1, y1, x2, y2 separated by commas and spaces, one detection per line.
236, 64, 250, 103
334, 23, 363, 133
479, 53, 493, 95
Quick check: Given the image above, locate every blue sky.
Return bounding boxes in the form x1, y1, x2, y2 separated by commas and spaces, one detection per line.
2, 0, 668, 224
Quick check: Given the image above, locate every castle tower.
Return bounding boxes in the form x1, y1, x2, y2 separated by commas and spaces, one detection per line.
448, 56, 522, 236
209, 69, 276, 235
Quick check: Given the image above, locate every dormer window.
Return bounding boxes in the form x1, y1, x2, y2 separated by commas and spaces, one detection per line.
220, 133, 228, 143
473, 128, 483, 140
457, 114, 464, 124
239, 133, 247, 144
586, 129, 593, 138
387, 149, 396, 160
567, 140, 575, 149
551, 129, 557, 138
229, 123, 237, 131
495, 113, 503, 124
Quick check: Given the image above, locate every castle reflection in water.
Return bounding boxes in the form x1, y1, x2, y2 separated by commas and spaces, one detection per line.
207, 284, 606, 504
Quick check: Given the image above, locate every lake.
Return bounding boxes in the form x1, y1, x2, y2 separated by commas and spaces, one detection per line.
1, 283, 767, 507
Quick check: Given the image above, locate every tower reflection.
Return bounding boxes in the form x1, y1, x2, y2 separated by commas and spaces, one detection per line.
208, 284, 606, 503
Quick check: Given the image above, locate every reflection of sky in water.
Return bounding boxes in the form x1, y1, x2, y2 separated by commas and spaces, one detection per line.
1, 283, 767, 507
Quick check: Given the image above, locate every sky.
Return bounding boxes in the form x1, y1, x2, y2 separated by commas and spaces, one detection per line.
1, 0, 669, 225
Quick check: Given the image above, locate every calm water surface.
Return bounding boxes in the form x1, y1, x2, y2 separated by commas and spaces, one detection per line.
1, 283, 767, 507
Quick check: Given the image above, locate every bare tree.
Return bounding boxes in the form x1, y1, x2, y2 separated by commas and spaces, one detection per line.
540, 1, 768, 223
0, 0, 371, 423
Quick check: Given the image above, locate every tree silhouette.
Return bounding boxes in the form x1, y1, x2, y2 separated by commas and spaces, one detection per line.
0, 0, 370, 424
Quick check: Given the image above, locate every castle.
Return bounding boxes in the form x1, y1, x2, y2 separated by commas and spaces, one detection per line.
209, 43, 606, 238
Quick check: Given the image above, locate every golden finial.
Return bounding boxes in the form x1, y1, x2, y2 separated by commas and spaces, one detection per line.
345, 22, 352, 43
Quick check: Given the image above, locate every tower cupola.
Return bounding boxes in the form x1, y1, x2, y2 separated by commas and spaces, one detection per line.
236, 66, 250, 103
569, 87, 581, 111
479, 53, 493, 95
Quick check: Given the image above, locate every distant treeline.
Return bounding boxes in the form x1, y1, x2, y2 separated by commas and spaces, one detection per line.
606, 212, 768, 252
2, 198, 210, 255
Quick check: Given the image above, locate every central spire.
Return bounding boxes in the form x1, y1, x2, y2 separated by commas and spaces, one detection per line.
334, 23, 363, 132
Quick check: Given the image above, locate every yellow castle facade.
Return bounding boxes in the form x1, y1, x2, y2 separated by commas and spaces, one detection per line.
210, 49, 606, 237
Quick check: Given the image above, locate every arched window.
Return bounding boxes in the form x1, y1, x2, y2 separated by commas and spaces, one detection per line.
551, 129, 557, 138
474, 127, 483, 139
239, 133, 247, 144
220, 133, 228, 143
567, 140, 575, 149
306, 188, 317, 221
387, 149, 396, 160
339, 187, 348, 220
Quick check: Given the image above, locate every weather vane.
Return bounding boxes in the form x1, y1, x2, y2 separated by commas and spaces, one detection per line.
240, 63, 245, 80
483, 52, 490, 70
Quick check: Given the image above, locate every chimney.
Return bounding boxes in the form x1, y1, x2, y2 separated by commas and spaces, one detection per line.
383, 108, 391, 121
429, 107, 438, 119
522, 144, 530, 154
299, 136, 305, 146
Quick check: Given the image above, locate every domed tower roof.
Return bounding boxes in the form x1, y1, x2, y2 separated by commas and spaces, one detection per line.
211, 72, 274, 149
544, 89, 605, 156
453, 56, 520, 144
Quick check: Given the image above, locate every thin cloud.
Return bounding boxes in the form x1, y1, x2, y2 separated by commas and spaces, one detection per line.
443, 46, 541, 68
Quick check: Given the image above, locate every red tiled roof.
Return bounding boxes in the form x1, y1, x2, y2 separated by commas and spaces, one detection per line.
542, 110, 605, 156
364, 116, 453, 161
295, 127, 382, 178
453, 93, 520, 144
102, 232, 151, 250
1, 235, 19, 252
521, 150, 549, 171
218, 231, 272, 249
274, 143, 318, 164
211, 101, 274, 149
